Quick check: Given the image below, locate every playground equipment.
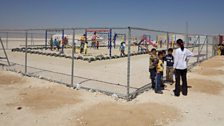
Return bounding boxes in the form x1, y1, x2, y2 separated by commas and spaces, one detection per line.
45, 29, 65, 49
170, 34, 177, 48
113, 33, 126, 48
0, 38, 10, 65
137, 35, 157, 52
85, 29, 113, 57
156, 34, 167, 48
142, 35, 157, 47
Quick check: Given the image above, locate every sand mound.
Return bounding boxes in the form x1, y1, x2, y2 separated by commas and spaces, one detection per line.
199, 58, 224, 68
189, 79, 224, 95
19, 86, 81, 112
74, 102, 179, 126
195, 67, 224, 76
0, 72, 25, 85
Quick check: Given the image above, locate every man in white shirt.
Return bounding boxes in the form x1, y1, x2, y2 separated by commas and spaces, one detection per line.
173, 39, 193, 96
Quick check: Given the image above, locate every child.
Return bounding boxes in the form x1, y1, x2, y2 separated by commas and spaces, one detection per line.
84, 41, 88, 55
120, 42, 126, 56
165, 48, 174, 83
61, 37, 68, 54
91, 32, 98, 49
53, 38, 59, 51
80, 34, 86, 53
155, 51, 164, 94
50, 37, 53, 51
149, 48, 157, 89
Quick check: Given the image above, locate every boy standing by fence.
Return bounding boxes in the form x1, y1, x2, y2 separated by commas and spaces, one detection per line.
149, 48, 157, 89
155, 51, 164, 94
165, 48, 174, 83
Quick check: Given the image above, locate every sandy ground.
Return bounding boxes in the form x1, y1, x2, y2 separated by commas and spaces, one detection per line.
0, 56, 224, 126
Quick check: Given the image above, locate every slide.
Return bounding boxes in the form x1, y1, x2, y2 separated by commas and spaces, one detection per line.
143, 36, 157, 47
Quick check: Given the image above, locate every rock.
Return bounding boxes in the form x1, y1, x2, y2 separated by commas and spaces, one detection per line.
89, 89, 95, 93
75, 83, 81, 90
17, 106, 22, 110
112, 93, 119, 100
65, 56, 72, 59
83, 58, 89, 61
95, 57, 101, 60
105, 56, 110, 60
88, 57, 95, 63
114, 55, 120, 58
111, 56, 116, 59
101, 56, 105, 60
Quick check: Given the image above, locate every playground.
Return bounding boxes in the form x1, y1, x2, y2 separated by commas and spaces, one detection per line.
0, 27, 223, 126
0, 27, 219, 99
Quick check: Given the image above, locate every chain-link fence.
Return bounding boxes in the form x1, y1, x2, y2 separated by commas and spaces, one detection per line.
0, 27, 219, 100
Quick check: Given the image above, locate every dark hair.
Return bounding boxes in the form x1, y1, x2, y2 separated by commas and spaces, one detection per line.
168, 48, 173, 52
158, 51, 163, 56
176, 39, 184, 51
151, 48, 156, 52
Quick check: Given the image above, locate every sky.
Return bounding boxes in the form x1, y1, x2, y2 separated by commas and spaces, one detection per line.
0, 0, 224, 34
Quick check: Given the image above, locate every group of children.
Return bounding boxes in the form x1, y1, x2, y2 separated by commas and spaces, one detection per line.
50, 37, 68, 54
79, 32, 100, 54
79, 32, 127, 56
149, 48, 174, 94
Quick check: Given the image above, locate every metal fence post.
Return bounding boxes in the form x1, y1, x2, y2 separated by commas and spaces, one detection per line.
186, 22, 189, 47
71, 29, 75, 87
45, 30, 48, 50
197, 36, 200, 63
127, 27, 131, 101
109, 29, 112, 58
166, 32, 169, 51
206, 36, 208, 59
215, 36, 218, 56
25, 31, 28, 75
6, 32, 8, 49
31, 33, 33, 46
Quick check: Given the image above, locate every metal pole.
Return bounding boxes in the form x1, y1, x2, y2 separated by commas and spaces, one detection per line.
212, 37, 214, 57
206, 36, 208, 59
124, 34, 127, 42
6, 32, 8, 49
109, 29, 112, 58
127, 27, 131, 101
197, 36, 200, 63
85, 29, 87, 48
31, 33, 33, 46
0, 38, 10, 65
213, 36, 217, 56
25, 31, 28, 75
45, 30, 47, 50
62, 30, 65, 39
186, 22, 189, 47
167, 32, 169, 51
71, 29, 75, 87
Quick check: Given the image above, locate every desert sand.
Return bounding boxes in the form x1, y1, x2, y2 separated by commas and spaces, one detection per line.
0, 56, 224, 126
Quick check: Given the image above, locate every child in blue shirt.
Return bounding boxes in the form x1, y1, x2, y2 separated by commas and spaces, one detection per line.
165, 48, 174, 83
